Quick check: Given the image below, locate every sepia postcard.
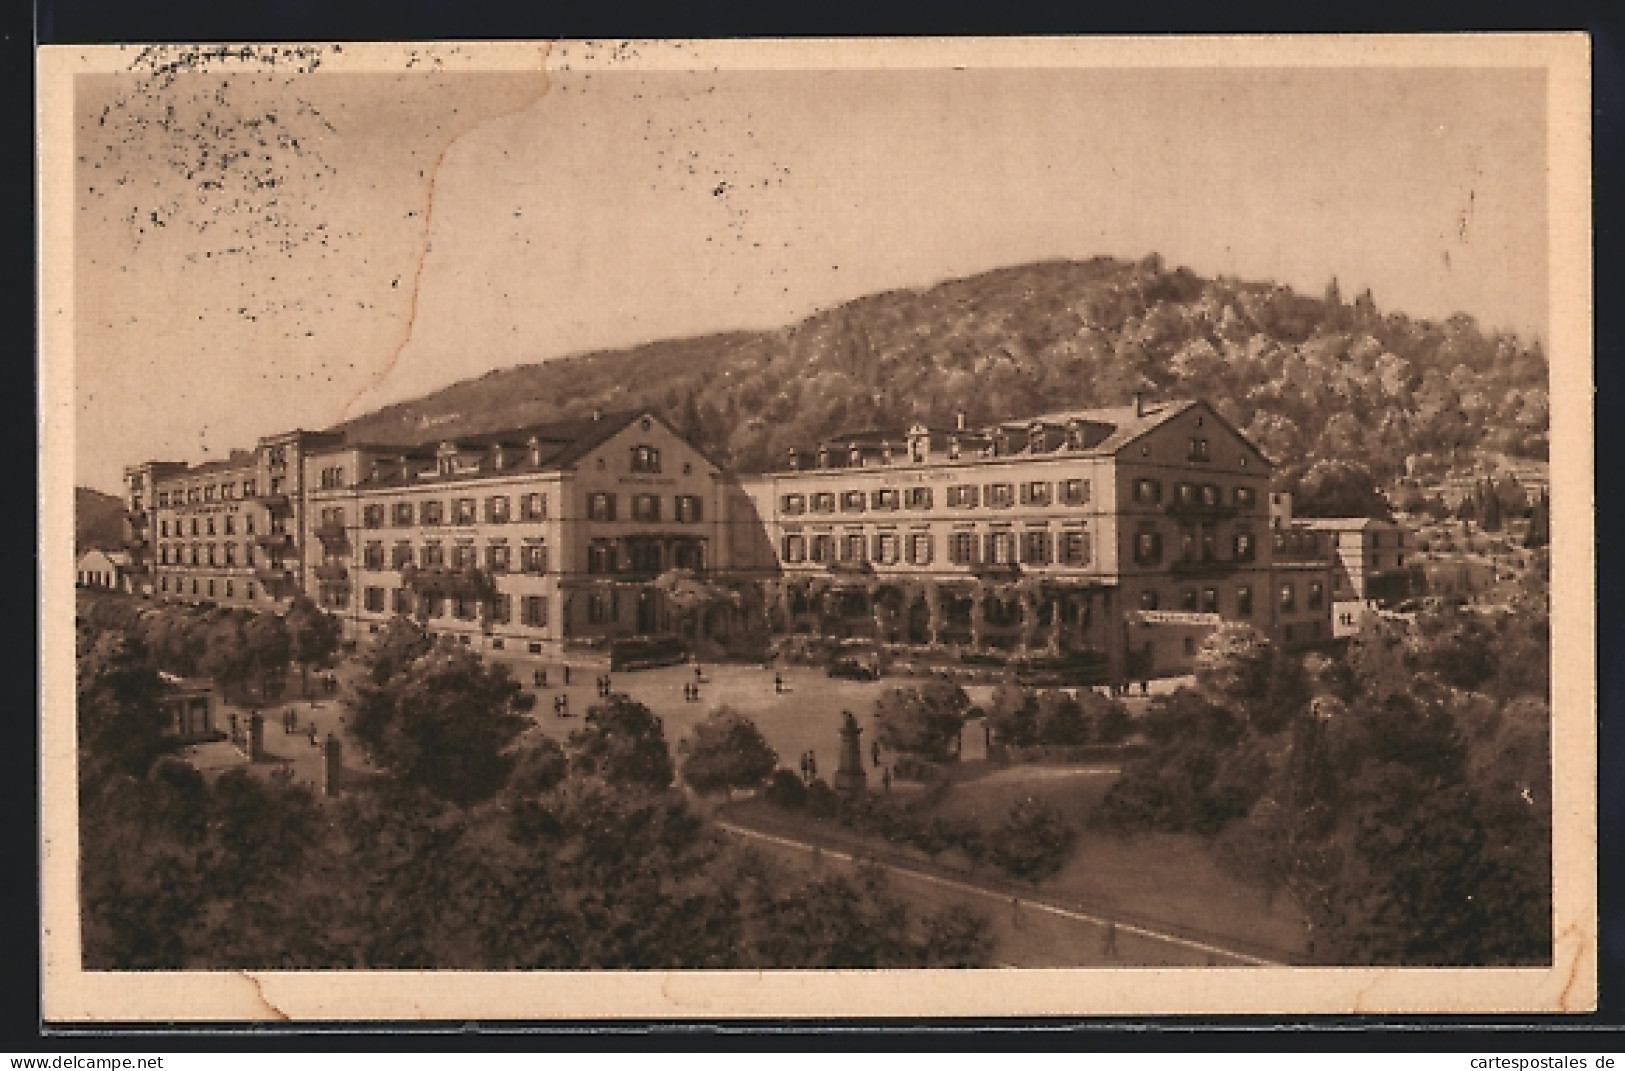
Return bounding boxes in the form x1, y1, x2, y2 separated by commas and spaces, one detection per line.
39, 34, 1596, 1021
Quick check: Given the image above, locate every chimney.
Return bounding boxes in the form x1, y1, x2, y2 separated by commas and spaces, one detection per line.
591, 408, 603, 422
787, 448, 800, 471
1132, 392, 1144, 417
956, 411, 967, 432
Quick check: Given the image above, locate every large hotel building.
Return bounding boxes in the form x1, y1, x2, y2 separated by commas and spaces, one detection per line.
122, 397, 1343, 680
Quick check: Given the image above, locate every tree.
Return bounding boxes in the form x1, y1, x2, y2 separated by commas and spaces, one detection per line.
363, 614, 435, 685
197, 610, 254, 702
680, 706, 778, 795
242, 610, 290, 699
347, 645, 526, 805
77, 629, 170, 782
285, 596, 342, 696
569, 695, 676, 791
1288, 459, 1393, 520
1524, 489, 1550, 548
990, 797, 1075, 881
1193, 624, 1308, 734
874, 676, 969, 763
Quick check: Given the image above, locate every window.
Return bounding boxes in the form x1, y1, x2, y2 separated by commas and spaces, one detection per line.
454, 596, 477, 620
781, 494, 806, 515
1308, 581, 1325, 610
908, 533, 934, 565
811, 492, 836, 513
244, 513, 255, 535
1134, 530, 1163, 566
841, 490, 867, 512
632, 494, 661, 522
986, 531, 1016, 565
208, 579, 216, 598
224, 543, 236, 566
157, 493, 169, 508
1183, 636, 1198, 657
521, 543, 549, 574
872, 488, 901, 511
1059, 530, 1092, 566
204, 485, 216, 503
810, 534, 835, 563
1234, 486, 1257, 509
675, 495, 703, 523
630, 444, 662, 473
587, 541, 617, 574
1139, 590, 1159, 611
392, 588, 411, 614
453, 498, 476, 525
1237, 585, 1253, 617
364, 587, 385, 612
1279, 582, 1297, 612
875, 533, 901, 564
521, 493, 548, 521
1200, 484, 1221, 507
206, 544, 217, 566
1021, 530, 1051, 565
424, 595, 445, 618
419, 543, 444, 567
392, 542, 413, 569
489, 594, 511, 624
363, 504, 385, 528
1179, 528, 1197, 562
160, 519, 169, 537
319, 506, 345, 530
421, 501, 444, 526
487, 544, 511, 572
1020, 481, 1052, 506
1062, 479, 1091, 506
1201, 587, 1219, 613
783, 534, 807, 562
1180, 588, 1198, 611
522, 595, 548, 627
1201, 527, 1217, 562
587, 493, 617, 522
1189, 437, 1211, 462
1134, 478, 1162, 505
947, 484, 980, 508
587, 592, 615, 625
242, 480, 256, 498
1176, 482, 1197, 507
985, 483, 1015, 508
191, 518, 200, 536
451, 544, 476, 569
949, 531, 979, 565
1234, 532, 1256, 562
223, 515, 235, 536
161, 576, 169, 592
904, 487, 933, 510
841, 533, 867, 562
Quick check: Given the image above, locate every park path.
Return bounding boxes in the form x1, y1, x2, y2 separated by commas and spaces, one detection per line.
714, 819, 1285, 968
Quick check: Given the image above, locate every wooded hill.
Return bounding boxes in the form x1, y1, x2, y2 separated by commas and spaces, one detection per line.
76, 487, 129, 553
331, 254, 1549, 484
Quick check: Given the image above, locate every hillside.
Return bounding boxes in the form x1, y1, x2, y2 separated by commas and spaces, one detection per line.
335, 254, 1549, 482
76, 487, 128, 553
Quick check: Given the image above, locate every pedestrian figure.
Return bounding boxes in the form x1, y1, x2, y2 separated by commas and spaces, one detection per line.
1102, 921, 1119, 959
774, 672, 784, 695
695, 664, 703, 683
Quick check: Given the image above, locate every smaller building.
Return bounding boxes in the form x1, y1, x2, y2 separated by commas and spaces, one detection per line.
156, 671, 220, 742
76, 548, 131, 592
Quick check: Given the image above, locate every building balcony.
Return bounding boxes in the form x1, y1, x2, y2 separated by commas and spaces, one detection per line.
313, 522, 348, 546
970, 562, 1023, 581
1165, 501, 1239, 521
255, 532, 295, 550
256, 493, 293, 513
313, 563, 349, 583
1170, 557, 1241, 579
827, 560, 876, 577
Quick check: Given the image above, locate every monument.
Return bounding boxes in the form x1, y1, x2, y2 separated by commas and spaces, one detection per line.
833, 710, 868, 796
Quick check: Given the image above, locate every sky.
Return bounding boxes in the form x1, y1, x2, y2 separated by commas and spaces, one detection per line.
72, 56, 1549, 495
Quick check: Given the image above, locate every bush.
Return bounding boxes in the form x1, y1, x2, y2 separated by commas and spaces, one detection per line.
990, 798, 1075, 881
764, 768, 808, 810
803, 778, 843, 820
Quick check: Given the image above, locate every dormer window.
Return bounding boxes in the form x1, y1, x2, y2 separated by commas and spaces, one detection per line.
527, 438, 543, 467
1028, 423, 1046, 453
848, 443, 862, 467
630, 444, 662, 473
